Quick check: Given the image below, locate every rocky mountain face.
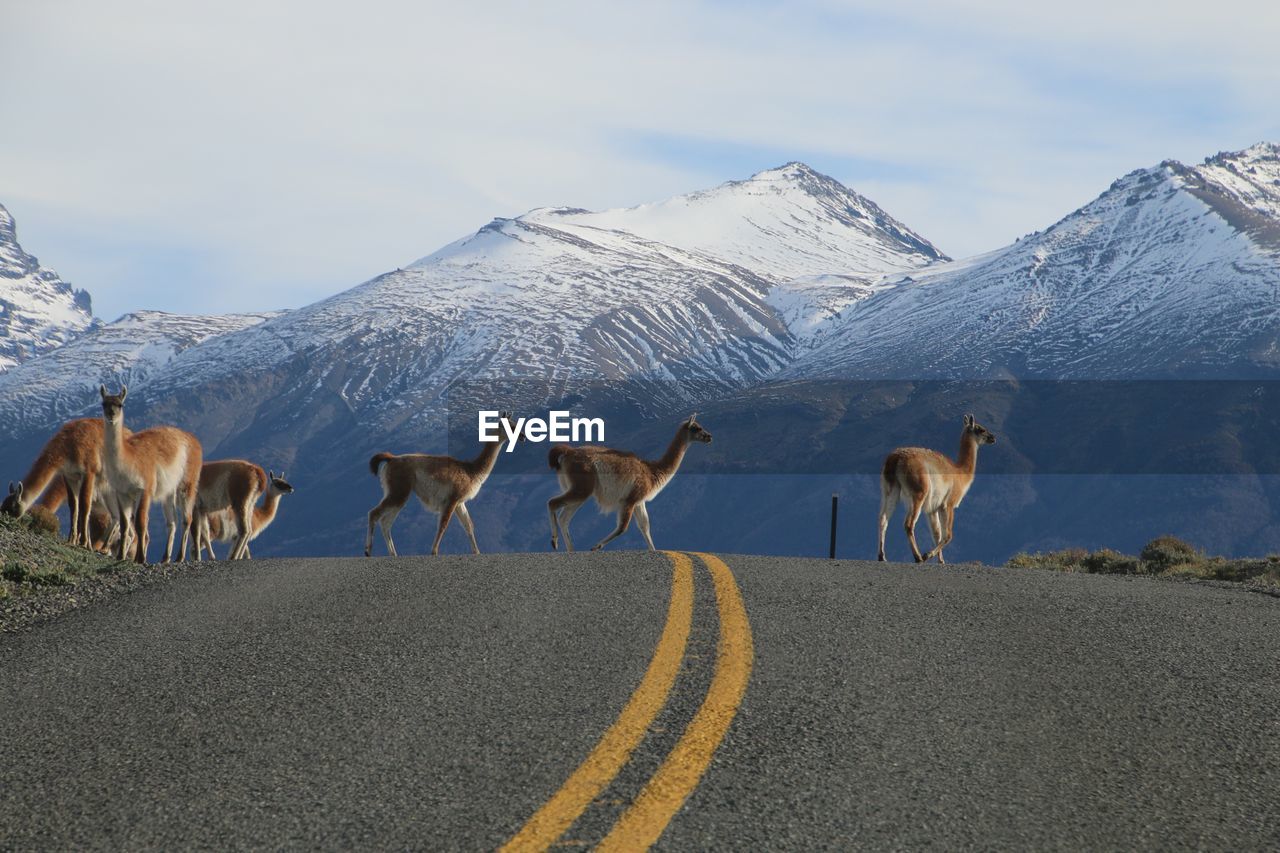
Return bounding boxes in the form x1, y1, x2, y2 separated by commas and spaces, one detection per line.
0, 204, 96, 370
4, 147, 1280, 562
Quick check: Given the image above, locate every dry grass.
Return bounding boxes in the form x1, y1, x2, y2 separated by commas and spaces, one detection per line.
1008, 536, 1280, 588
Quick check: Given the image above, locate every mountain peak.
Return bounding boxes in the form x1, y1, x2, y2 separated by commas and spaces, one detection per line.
0, 202, 96, 370
748, 161, 824, 182
516, 162, 946, 280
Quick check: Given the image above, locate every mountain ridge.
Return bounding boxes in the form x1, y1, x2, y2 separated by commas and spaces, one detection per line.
784, 143, 1280, 380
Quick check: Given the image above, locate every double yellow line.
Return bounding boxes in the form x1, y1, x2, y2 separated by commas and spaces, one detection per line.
502, 552, 754, 852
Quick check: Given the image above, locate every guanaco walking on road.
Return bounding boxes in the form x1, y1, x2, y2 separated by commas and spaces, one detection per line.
877, 413, 996, 564
365, 412, 520, 557
547, 413, 712, 552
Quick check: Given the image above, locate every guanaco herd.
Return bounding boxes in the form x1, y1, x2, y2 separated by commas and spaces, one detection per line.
1, 386, 294, 564
3, 385, 997, 564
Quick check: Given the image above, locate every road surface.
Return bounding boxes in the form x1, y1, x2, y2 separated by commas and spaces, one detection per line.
2, 552, 1279, 850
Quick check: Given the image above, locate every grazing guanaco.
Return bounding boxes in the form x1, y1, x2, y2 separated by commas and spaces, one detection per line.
2, 418, 125, 548
547, 413, 712, 552
31, 476, 121, 553
365, 412, 520, 557
99, 385, 203, 564
877, 413, 996, 564
192, 460, 267, 560
197, 471, 294, 560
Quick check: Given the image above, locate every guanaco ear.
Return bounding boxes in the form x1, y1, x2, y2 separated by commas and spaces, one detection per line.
8, 481, 15, 495
268, 470, 275, 481
14, 481, 22, 497
120, 384, 128, 401
964, 413, 975, 428
687, 412, 698, 424
279, 471, 286, 480
100, 384, 108, 399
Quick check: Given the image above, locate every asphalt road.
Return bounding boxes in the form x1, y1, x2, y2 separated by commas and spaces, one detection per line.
2, 553, 1279, 850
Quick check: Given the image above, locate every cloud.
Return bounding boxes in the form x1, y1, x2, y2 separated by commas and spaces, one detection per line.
1, 0, 1277, 318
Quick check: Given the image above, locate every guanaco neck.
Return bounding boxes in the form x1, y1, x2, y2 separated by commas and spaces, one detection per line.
956, 431, 980, 480
466, 436, 507, 481
17, 448, 62, 512
253, 491, 283, 533
103, 414, 129, 470
649, 426, 692, 483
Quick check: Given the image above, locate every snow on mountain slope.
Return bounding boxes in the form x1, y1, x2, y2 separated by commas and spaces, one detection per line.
527, 162, 946, 283
0, 310, 280, 435
140, 216, 792, 439
50, 164, 935, 450
786, 143, 1280, 380
0, 203, 95, 370
765, 274, 884, 345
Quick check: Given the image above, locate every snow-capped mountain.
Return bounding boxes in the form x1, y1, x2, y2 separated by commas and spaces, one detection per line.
0, 310, 280, 435
526, 162, 945, 283
7, 147, 1280, 561
39, 164, 939, 455
0, 203, 95, 370
787, 142, 1280, 379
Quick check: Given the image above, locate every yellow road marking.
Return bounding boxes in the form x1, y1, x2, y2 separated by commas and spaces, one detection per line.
597, 552, 754, 851
501, 552, 694, 852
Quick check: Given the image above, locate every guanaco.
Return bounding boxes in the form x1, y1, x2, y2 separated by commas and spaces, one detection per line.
2, 418, 125, 548
99, 385, 203, 564
365, 412, 520, 557
197, 471, 294, 559
877, 413, 996, 564
29, 476, 121, 552
192, 460, 267, 560
547, 413, 712, 552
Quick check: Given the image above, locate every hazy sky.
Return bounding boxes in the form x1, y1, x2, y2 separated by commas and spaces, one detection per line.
3, 0, 1278, 321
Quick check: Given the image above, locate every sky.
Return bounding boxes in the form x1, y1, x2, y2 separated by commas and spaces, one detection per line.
3, 0, 1279, 321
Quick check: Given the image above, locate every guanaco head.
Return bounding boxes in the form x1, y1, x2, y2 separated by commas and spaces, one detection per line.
100, 384, 128, 425
1, 481, 24, 516
267, 470, 295, 496
685, 413, 713, 444
963, 413, 996, 445
500, 410, 527, 443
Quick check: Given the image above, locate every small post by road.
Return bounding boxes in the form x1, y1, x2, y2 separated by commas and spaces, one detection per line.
829, 493, 838, 559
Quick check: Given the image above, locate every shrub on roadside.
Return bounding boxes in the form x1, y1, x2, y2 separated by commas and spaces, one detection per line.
1081, 548, 1141, 574
1007, 548, 1089, 571
1140, 536, 1201, 572
1007, 537, 1280, 587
